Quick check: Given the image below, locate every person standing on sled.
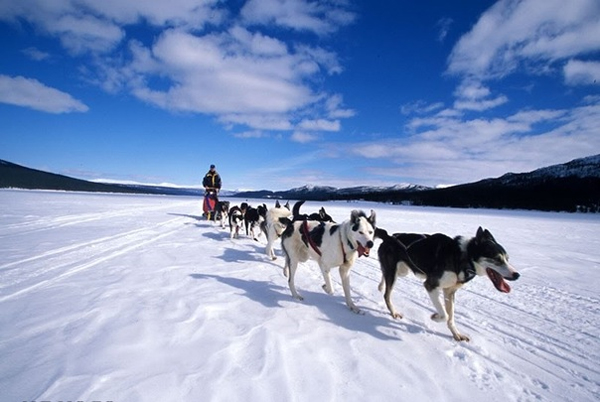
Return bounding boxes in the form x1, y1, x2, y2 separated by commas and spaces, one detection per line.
202, 164, 222, 221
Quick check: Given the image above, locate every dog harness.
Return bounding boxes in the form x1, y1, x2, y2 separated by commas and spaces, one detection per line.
301, 220, 351, 264
301, 220, 322, 256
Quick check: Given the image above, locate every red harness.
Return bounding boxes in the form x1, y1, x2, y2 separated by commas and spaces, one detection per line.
301, 220, 322, 256
301, 220, 349, 263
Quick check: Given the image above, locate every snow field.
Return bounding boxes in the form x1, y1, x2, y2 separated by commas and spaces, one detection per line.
0, 190, 598, 401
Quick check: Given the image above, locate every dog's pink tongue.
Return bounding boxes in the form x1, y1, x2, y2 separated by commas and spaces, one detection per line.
357, 243, 370, 257
486, 268, 511, 293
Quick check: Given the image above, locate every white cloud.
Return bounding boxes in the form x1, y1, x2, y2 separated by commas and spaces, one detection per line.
219, 114, 293, 131
113, 26, 356, 133
297, 118, 340, 131
291, 131, 319, 143
436, 17, 453, 43
507, 109, 567, 124
233, 130, 270, 139
453, 80, 490, 100
325, 94, 355, 118
0, 75, 88, 113
49, 14, 125, 54
228, 26, 288, 56
400, 100, 445, 116
21, 47, 50, 61
240, 0, 355, 35
295, 45, 343, 75
0, 1, 124, 54
126, 29, 316, 115
564, 60, 600, 86
583, 95, 600, 104
447, 0, 600, 80
349, 101, 600, 186
451, 81, 508, 111
453, 95, 508, 111
82, 0, 225, 27
0, 0, 225, 54
0, 0, 356, 134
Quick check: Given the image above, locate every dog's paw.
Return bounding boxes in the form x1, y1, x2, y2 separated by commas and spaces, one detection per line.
322, 284, 334, 295
391, 312, 403, 319
293, 294, 304, 301
349, 305, 362, 314
453, 333, 470, 342
431, 313, 447, 322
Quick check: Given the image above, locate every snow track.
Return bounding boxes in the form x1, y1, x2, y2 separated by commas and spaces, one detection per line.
0, 217, 185, 302
1, 191, 599, 402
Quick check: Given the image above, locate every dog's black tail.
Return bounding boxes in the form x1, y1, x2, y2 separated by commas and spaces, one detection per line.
292, 200, 307, 221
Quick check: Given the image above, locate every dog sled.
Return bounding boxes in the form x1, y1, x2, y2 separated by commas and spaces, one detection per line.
203, 189, 219, 220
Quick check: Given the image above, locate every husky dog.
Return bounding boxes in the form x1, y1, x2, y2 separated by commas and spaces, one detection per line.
264, 201, 293, 260
214, 200, 230, 229
244, 204, 268, 241
281, 209, 376, 313
228, 205, 245, 239
375, 227, 520, 341
292, 200, 335, 222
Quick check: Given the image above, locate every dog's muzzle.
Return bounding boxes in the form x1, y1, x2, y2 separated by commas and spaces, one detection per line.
357, 240, 374, 257
487, 269, 520, 293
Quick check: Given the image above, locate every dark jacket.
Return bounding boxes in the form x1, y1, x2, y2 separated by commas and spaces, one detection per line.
203, 170, 222, 190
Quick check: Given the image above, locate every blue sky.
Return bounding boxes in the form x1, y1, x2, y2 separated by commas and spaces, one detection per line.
1, 0, 599, 191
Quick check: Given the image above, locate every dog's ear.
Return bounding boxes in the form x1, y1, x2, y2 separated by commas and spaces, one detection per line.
275, 200, 281, 208
350, 210, 360, 230
476, 227, 495, 242
476, 226, 484, 239
368, 210, 376, 227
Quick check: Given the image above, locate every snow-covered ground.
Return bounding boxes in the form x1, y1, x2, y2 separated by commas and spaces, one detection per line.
1, 189, 599, 402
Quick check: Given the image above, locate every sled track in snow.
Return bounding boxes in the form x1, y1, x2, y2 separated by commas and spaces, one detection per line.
1, 202, 184, 237
0, 216, 188, 302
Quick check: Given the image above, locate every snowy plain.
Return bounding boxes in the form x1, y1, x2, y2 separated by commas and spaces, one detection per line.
0, 189, 599, 402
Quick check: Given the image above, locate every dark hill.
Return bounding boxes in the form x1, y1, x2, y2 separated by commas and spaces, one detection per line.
0, 160, 152, 194
360, 155, 600, 212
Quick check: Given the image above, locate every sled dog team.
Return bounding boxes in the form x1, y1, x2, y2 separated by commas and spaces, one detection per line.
217, 199, 520, 341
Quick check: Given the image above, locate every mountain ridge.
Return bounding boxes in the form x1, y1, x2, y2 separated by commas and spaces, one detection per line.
1, 155, 599, 212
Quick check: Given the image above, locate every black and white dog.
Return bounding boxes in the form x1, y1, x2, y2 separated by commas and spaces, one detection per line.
375, 227, 520, 341
292, 200, 335, 222
281, 209, 376, 313
264, 201, 293, 260
214, 200, 230, 229
244, 203, 268, 241
228, 205, 246, 239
